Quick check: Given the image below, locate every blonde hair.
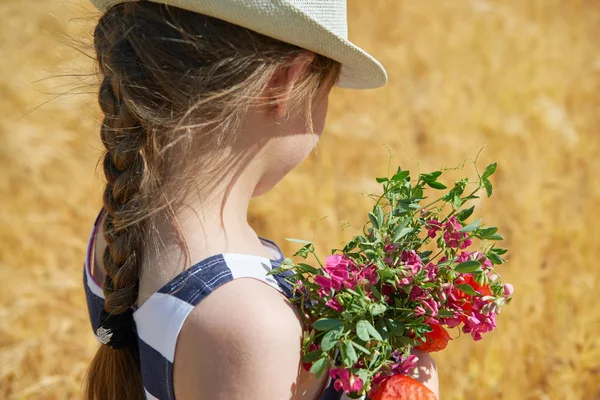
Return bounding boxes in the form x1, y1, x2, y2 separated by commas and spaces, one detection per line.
86, 2, 341, 399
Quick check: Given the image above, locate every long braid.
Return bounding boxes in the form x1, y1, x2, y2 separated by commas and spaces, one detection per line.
85, 9, 147, 399
99, 78, 146, 315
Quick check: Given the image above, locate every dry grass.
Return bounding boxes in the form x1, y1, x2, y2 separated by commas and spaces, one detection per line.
1, 0, 599, 398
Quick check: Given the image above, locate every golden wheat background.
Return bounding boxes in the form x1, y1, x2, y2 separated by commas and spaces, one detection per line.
1, 0, 599, 398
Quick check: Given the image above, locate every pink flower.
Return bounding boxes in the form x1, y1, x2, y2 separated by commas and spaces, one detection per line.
426, 219, 442, 238
503, 283, 514, 297
461, 297, 498, 340
443, 216, 471, 249
385, 243, 400, 253
424, 262, 438, 281
390, 352, 418, 375
358, 264, 378, 285
401, 250, 422, 274
325, 297, 344, 312
369, 372, 389, 398
314, 275, 335, 298
329, 368, 364, 394
324, 254, 354, 289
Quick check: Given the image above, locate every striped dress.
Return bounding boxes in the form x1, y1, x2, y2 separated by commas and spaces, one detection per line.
83, 213, 348, 400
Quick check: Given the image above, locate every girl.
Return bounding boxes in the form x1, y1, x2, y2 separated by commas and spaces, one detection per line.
82, 1, 438, 399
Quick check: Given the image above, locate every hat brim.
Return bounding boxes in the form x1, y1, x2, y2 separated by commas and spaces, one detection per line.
90, 0, 388, 89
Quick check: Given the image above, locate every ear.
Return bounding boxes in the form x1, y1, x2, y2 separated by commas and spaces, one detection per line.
271, 51, 315, 120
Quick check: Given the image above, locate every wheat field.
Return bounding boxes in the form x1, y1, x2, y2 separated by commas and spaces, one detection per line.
0, 0, 599, 399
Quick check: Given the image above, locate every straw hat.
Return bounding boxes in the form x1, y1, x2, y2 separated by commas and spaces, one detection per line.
90, 0, 387, 89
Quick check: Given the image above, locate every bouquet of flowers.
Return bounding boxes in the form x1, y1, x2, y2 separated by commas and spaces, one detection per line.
270, 160, 513, 399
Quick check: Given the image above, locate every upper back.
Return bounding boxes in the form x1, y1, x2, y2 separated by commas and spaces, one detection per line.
83, 214, 343, 400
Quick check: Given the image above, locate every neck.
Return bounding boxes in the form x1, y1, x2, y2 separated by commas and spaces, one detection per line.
170, 144, 270, 265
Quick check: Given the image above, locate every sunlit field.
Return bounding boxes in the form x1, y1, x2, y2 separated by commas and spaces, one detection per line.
1, 0, 599, 398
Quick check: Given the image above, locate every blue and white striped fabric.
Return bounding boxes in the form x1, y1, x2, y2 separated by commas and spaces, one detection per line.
83, 213, 346, 400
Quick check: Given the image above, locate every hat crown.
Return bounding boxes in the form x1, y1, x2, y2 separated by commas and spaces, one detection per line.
286, 0, 348, 38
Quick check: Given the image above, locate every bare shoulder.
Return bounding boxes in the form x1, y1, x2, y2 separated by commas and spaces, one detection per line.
173, 278, 303, 400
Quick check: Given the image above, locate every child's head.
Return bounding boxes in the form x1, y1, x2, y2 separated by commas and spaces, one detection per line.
87, 2, 340, 398
95, 2, 340, 202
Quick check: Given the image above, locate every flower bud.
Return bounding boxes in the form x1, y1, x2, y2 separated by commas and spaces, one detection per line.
503, 283, 514, 297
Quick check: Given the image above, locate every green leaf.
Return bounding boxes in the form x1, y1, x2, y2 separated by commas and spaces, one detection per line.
486, 233, 504, 241
369, 303, 387, 316
321, 330, 341, 351
459, 218, 482, 233
376, 177, 389, 183
487, 251, 504, 265
378, 267, 395, 279
457, 284, 480, 296
356, 320, 383, 341
293, 245, 310, 259
370, 284, 382, 301
343, 341, 358, 366
483, 178, 493, 197
393, 227, 413, 242
412, 185, 424, 199
375, 206, 385, 228
295, 263, 320, 274
385, 319, 405, 336
309, 357, 329, 377
286, 238, 312, 245
350, 340, 371, 355
438, 309, 455, 318
492, 247, 508, 255
302, 350, 325, 363
368, 351, 381, 369
343, 239, 357, 253
419, 250, 433, 258
420, 171, 442, 182
375, 319, 389, 340
369, 212, 379, 229
426, 181, 447, 190
455, 260, 482, 273
482, 162, 497, 179
365, 320, 383, 341
356, 320, 370, 341
453, 194, 463, 208
456, 206, 475, 222
356, 369, 370, 385
313, 318, 344, 331
392, 170, 410, 181
365, 249, 379, 259
477, 227, 498, 238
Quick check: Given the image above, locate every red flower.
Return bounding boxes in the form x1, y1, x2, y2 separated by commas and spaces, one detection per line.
371, 374, 438, 400
415, 324, 452, 353
457, 274, 492, 298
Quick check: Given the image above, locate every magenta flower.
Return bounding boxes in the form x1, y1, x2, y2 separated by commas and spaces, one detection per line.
426, 219, 442, 238
358, 264, 378, 285
314, 275, 335, 298
503, 283, 514, 297
329, 368, 364, 394
325, 297, 344, 312
424, 262, 438, 281
390, 352, 418, 375
443, 216, 472, 249
385, 243, 400, 253
324, 254, 353, 288
461, 297, 497, 340
401, 250, 422, 274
